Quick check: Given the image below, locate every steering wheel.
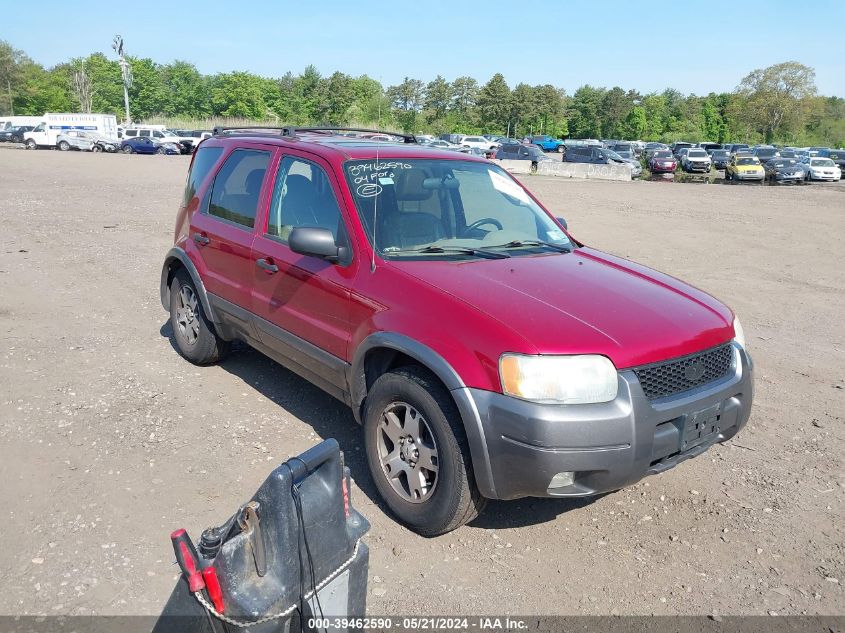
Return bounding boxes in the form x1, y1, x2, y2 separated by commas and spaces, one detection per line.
465, 218, 503, 232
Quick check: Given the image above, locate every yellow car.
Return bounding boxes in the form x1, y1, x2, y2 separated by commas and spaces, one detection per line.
725, 155, 765, 181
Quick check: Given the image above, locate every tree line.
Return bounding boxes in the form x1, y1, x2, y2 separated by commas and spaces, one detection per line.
1, 40, 842, 146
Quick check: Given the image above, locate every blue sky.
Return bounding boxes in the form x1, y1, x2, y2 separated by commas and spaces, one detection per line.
7, 0, 845, 96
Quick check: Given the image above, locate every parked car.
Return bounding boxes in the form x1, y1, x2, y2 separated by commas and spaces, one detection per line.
698, 142, 721, 153
725, 155, 765, 181
610, 142, 637, 156
460, 135, 497, 150
120, 137, 180, 154
495, 143, 552, 171
160, 128, 752, 535
643, 144, 668, 161
670, 142, 694, 158
564, 145, 628, 166
681, 148, 712, 173
611, 150, 643, 178
779, 149, 798, 159
531, 135, 566, 153
0, 125, 34, 143
752, 147, 779, 164
648, 150, 677, 173
56, 130, 119, 152
818, 149, 845, 171
710, 149, 731, 170
763, 158, 806, 183
803, 157, 841, 181
726, 143, 750, 155
426, 139, 469, 152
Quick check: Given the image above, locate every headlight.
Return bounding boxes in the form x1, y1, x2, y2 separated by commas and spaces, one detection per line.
499, 354, 618, 404
732, 316, 746, 349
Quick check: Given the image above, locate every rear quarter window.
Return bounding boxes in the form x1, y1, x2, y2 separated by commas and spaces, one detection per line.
182, 146, 224, 208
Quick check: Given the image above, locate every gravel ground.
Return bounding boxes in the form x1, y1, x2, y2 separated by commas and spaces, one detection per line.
0, 148, 843, 617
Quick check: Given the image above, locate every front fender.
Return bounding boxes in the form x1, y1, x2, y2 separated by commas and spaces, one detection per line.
350, 332, 497, 498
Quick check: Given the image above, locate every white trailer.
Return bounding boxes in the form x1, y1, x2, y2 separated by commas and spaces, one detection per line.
0, 115, 43, 131
23, 113, 119, 149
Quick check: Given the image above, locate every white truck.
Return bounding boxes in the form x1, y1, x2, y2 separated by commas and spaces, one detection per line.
23, 113, 119, 149
0, 115, 44, 131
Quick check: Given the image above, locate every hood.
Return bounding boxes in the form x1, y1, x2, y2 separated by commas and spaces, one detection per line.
388, 247, 734, 369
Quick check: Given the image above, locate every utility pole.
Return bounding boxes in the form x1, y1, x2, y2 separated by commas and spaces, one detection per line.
111, 35, 131, 124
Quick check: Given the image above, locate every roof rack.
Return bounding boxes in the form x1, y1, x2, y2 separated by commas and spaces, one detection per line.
211, 126, 417, 144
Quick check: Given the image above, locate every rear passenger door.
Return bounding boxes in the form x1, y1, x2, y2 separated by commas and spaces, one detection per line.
249, 150, 357, 397
189, 144, 274, 325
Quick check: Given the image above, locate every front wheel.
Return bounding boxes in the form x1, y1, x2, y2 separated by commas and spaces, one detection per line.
25, 139, 37, 150
122, 145, 133, 154
91, 144, 102, 153
58, 141, 70, 151
556, 145, 564, 153
364, 366, 486, 536
156, 147, 165, 155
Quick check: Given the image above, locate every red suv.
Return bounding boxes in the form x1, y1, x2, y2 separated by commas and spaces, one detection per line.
160, 127, 753, 535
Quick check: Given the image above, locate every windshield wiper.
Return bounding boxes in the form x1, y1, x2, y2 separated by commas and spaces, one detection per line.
489, 240, 572, 253
393, 245, 510, 259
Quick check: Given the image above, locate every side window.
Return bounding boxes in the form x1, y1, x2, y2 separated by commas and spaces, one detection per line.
153, 131, 164, 138
267, 157, 344, 242
139, 129, 150, 137
125, 129, 137, 137
208, 149, 271, 229
182, 146, 224, 208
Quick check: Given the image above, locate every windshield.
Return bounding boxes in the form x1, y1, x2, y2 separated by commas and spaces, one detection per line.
688, 150, 707, 158
712, 150, 729, 157
811, 158, 834, 167
772, 160, 797, 167
344, 159, 572, 258
653, 151, 673, 159
604, 149, 624, 161
616, 151, 633, 159
736, 158, 759, 165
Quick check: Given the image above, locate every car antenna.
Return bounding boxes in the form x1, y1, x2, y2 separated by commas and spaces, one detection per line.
371, 79, 383, 273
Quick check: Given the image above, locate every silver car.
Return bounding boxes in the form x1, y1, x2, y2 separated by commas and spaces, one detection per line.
56, 130, 119, 152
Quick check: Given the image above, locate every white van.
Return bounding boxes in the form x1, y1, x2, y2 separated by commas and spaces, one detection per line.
0, 116, 43, 131
24, 113, 119, 149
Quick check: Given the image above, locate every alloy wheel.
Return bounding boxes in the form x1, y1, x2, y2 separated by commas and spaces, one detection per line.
377, 401, 439, 503
175, 284, 200, 346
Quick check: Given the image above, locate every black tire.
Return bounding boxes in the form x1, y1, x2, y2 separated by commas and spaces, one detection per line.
168, 270, 230, 365
156, 146, 165, 155
58, 140, 70, 151
91, 144, 102, 153
122, 145, 133, 154
25, 139, 37, 150
363, 366, 486, 536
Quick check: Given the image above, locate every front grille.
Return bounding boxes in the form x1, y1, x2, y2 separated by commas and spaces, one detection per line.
633, 344, 734, 400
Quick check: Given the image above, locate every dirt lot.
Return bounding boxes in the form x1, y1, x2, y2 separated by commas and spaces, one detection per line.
0, 149, 843, 617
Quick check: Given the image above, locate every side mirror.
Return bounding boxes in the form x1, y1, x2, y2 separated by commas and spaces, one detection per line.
289, 226, 348, 263
556, 216, 568, 230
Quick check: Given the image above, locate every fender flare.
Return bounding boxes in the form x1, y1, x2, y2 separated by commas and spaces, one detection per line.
159, 247, 219, 324
350, 332, 497, 498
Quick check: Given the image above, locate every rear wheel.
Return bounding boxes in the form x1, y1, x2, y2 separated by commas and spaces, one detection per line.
364, 366, 486, 536
122, 145, 133, 154
58, 141, 70, 151
91, 144, 102, 153
156, 146, 165, 155
168, 270, 230, 365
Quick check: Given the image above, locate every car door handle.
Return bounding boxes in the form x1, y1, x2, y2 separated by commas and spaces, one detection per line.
193, 232, 210, 246
256, 258, 278, 273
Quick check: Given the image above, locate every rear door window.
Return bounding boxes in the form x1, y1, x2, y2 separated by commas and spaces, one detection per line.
139, 129, 151, 137
207, 149, 272, 229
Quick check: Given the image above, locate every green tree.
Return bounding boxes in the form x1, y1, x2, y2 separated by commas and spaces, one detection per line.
568, 85, 605, 138
476, 73, 511, 133
210, 72, 266, 118
0, 40, 28, 115
735, 61, 817, 143
160, 60, 210, 117
424, 75, 452, 122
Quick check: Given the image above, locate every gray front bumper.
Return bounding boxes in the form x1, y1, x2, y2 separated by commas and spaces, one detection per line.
465, 344, 753, 500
